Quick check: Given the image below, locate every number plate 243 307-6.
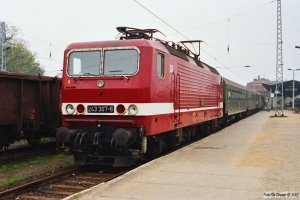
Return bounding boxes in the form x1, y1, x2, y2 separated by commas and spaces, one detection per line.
87, 105, 114, 113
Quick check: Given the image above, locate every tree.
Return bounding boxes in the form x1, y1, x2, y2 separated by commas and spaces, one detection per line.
6, 40, 45, 75
1, 22, 45, 75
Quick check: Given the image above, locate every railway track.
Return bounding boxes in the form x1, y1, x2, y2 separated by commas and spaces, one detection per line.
0, 143, 57, 164
0, 166, 130, 200
0, 122, 228, 200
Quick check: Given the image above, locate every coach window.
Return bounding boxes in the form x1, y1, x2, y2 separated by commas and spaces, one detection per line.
157, 52, 165, 77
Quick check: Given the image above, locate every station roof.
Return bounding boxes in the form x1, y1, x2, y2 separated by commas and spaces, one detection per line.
262, 80, 300, 97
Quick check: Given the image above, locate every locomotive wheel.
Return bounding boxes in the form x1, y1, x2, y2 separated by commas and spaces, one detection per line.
184, 127, 195, 142
165, 132, 178, 149
73, 152, 87, 165
147, 137, 163, 158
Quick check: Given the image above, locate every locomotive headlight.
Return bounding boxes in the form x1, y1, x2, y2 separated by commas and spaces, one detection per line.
66, 104, 75, 114
128, 104, 138, 115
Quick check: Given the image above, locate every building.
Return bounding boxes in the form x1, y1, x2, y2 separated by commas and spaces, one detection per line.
262, 80, 300, 108
246, 76, 273, 101
246, 76, 300, 108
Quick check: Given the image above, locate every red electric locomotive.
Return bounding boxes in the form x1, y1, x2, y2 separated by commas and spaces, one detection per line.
57, 27, 223, 166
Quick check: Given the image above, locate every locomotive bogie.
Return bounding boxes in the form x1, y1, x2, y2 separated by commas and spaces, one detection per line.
57, 124, 146, 167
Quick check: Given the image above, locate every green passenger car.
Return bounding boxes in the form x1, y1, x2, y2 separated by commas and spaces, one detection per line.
223, 78, 264, 118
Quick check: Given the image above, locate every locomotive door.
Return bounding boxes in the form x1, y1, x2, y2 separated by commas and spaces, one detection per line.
172, 71, 181, 124
216, 81, 221, 116
217, 79, 223, 117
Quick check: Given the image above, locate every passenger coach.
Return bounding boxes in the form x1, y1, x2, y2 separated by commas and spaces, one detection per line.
223, 78, 264, 122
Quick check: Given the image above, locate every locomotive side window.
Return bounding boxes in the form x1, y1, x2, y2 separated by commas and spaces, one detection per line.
68, 51, 101, 76
104, 49, 138, 75
157, 53, 165, 77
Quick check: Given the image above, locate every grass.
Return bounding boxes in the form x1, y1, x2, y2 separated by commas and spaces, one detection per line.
0, 174, 29, 186
0, 153, 65, 173
0, 153, 71, 186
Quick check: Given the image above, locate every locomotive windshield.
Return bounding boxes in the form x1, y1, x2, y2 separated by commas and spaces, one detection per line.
104, 49, 138, 75
68, 51, 101, 76
67, 49, 138, 77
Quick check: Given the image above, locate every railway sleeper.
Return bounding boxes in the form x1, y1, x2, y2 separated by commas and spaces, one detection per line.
64, 180, 96, 186
37, 189, 74, 196
19, 195, 57, 200
50, 184, 85, 190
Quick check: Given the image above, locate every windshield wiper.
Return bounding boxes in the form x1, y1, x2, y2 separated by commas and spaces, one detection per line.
83, 72, 98, 76
109, 70, 128, 79
109, 70, 123, 73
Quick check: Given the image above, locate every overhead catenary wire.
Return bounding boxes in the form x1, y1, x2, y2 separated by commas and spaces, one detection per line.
0, 18, 67, 49
0, 19, 63, 73
227, 18, 230, 54
49, 42, 52, 58
133, 0, 189, 43
163, 0, 276, 72
133, 0, 229, 69
133, 1, 200, 57
38, 56, 62, 62
167, 0, 276, 70
206, 42, 274, 47
230, 0, 276, 19
132, 0, 277, 72
168, 0, 276, 36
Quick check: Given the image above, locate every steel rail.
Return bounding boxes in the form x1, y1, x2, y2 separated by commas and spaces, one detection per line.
0, 167, 79, 199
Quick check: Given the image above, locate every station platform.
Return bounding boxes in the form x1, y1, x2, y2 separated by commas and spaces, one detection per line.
67, 111, 300, 200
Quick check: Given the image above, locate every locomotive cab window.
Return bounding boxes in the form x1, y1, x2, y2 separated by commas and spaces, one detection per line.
157, 53, 165, 77
68, 51, 101, 76
103, 49, 138, 76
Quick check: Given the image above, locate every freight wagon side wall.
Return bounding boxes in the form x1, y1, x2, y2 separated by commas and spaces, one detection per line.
48, 79, 61, 131
23, 79, 40, 131
0, 72, 61, 141
0, 77, 19, 130
40, 79, 61, 134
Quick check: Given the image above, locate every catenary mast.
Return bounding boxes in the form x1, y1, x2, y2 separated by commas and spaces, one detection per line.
274, 0, 284, 116
0, 22, 6, 71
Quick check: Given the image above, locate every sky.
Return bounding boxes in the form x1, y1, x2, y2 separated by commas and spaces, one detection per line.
0, 0, 300, 85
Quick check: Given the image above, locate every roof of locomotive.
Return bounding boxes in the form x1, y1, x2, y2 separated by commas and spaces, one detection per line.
66, 39, 219, 75
65, 39, 167, 52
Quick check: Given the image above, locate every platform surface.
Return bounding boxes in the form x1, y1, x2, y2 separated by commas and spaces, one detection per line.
67, 111, 300, 200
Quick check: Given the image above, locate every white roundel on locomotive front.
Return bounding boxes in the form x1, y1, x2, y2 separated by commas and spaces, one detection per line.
97, 80, 105, 88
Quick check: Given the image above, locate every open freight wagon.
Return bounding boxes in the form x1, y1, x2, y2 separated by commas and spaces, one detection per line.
0, 71, 61, 149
